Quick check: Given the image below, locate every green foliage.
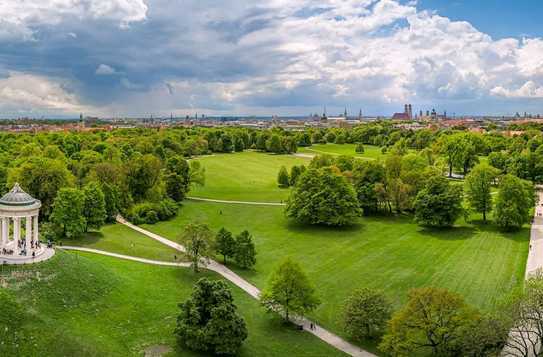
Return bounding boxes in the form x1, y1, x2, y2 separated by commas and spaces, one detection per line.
495, 174, 533, 231
50, 188, 86, 238
215, 227, 236, 263
380, 287, 480, 356
414, 175, 463, 227
8, 157, 75, 217
126, 153, 162, 202
126, 199, 178, 225
277, 166, 290, 188
234, 230, 257, 269
181, 223, 215, 272
82, 182, 107, 231
261, 258, 320, 322
175, 278, 247, 355
286, 167, 361, 226
343, 288, 392, 341
164, 155, 191, 202
464, 164, 499, 222
289, 165, 305, 186
355, 143, 365, 153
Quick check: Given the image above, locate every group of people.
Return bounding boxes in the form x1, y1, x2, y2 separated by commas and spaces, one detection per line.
1, 239, 43, 256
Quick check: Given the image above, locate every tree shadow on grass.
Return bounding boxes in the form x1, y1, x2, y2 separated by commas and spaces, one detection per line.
285, 220, 363, 235
69, 231, 104, 245
417, 226, 477, 241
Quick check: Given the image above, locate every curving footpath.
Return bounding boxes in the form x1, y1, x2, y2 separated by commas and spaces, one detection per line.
187, 197, 286, 206
115, 216, 374, 357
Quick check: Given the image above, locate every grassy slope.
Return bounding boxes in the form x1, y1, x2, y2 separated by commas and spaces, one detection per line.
189, 152, 309, 202
1, 252, 345, 357
145, 201, 529, 344
63, 223, 181, 262
299, 143, 385, 160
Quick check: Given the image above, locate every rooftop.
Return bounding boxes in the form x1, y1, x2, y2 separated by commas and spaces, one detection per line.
0, 183, 39, 207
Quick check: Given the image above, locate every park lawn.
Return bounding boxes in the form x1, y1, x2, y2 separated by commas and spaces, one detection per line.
145, 200, 529, 346
1, 251, 345, 357
190, 151, 309, 202
63, 223, 182, 262
299, 143, 385, 160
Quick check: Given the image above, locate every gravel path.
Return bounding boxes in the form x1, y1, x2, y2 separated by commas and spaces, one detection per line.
187, 197, 286, 206
116, 216, 374, 357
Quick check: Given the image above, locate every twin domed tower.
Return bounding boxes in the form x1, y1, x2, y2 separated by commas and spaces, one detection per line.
0, 183, 54, 264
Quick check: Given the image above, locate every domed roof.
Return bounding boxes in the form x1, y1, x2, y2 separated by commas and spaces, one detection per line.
0, 183, 38, 207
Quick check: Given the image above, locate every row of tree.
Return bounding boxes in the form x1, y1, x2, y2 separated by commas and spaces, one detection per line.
282, 154, 534, 230
181, 223, 257, 272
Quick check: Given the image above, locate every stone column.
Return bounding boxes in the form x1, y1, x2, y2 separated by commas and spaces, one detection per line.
13, 217, 20, 254
25, 216, 32, 254
0, 217, 5, 248
33, 215, 39, 243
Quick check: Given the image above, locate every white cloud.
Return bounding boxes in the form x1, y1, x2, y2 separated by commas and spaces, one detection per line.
0, 72, 86, 113
491, 81, 543, 98
0, 0, 148, 40
96, 64, 116, 75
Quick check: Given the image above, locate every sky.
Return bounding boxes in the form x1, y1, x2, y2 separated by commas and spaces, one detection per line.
0, 0, 542, 118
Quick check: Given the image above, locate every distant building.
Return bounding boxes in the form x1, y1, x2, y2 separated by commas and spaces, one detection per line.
392, 104, 412, 120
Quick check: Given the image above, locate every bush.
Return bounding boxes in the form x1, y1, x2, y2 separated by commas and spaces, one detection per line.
127, 199, 179, 224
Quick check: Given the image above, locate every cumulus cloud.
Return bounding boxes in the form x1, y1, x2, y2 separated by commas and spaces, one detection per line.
95, 64, 116, 75
0, 0, 148, 40
491, 81, 543, 98
0, 72, 86, 114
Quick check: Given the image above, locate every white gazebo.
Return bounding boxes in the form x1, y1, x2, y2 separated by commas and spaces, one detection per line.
0, 183, 54, 264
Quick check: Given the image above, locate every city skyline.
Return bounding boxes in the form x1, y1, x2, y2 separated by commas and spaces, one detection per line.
0, 0, 542, 118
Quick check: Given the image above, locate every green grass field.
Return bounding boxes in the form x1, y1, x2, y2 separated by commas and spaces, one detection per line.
299, 143, 385, 160
64, 223, 182, 262
1, 251, 345, 356
145, 201, 529, 346
190, 151, 309, 202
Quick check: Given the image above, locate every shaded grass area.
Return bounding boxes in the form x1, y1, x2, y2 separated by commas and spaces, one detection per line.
0, 251, 345, 356
299, 143, 385, 160
190, 151, 309, 202
62, 223, 181, 262
145, 201, 529, 347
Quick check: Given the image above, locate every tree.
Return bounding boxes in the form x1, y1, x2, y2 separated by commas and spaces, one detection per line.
126, 153, 161, 202
352, 160, 385, 215
289, 165, 303, 186
464, 164, 499, 222
261, 258, 320, 322
176, 278, 247, 355
233, 230, 256, 269
502, 271, 543, 357
164, 156, 191, 202
343, 288, 392, 341
181, 223, 215, 273
266, 134, 282, 154
380, 287, 479, 356
277, 166, 290, 188
286, 167, 361, 226
50, 188, 86, 239
8, 157, 75, 217
413, 175, 463, 227
215, 228, 235, 264
355, 143, 365, 154
82, 182, 106, 232
495, 174, 533, 231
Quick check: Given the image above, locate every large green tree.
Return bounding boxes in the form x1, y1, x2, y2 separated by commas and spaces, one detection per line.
82, 182, 107, 231
413, 175, 463, 227
50, 188, 86, 238
464, 164, 499, 222
286, 167, 361, 226
181, 223, 215, 273
380, 287, 479, 356
8, 157, 75, 217
164, 156, 191, 202
343, 288, 392, 341
494, 174, 533, 231
261, 258, 320, 322
126, 153, 161, 202
176, 278, 247, 355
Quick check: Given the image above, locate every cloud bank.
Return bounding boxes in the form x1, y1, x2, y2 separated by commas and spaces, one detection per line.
0, 0, 541, 116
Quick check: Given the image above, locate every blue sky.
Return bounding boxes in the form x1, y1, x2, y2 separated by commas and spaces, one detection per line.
0, 0, 541, 118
